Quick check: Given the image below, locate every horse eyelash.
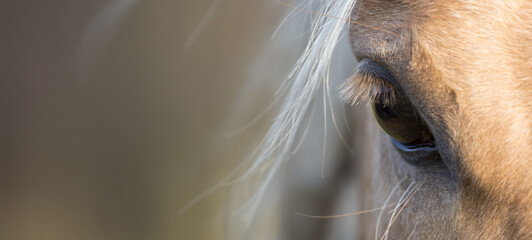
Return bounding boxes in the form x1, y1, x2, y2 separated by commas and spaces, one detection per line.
339, 70, 398, 106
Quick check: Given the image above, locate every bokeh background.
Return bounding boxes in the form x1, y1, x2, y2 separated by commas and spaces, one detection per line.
1, 0, 311, 239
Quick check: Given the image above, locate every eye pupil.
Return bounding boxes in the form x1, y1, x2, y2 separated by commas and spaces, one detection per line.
375, 103, 397, 118
371, 94, 434, 147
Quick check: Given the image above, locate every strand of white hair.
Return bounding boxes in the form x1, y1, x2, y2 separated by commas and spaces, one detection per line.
232, 0, 358, 228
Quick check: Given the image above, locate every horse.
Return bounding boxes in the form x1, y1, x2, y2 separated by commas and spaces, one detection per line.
225, 0, 532, 239
81, 0, 531, 238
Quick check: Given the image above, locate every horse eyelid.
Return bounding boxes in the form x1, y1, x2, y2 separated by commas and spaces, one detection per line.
339, 70, 397, 106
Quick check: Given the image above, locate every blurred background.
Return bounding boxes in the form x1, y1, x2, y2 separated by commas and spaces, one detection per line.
0, 0, 313, 239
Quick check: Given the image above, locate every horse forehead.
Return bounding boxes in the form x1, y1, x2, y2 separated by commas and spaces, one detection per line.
351, 0, 532, 87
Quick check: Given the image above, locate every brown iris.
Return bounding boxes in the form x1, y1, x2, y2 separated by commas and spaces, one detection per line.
371, 92, 434, 147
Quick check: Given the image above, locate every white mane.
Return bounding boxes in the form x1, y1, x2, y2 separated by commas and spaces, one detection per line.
234, 0, 358, 226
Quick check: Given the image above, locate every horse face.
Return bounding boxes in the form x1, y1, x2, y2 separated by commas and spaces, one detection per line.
348, 0, 532, 238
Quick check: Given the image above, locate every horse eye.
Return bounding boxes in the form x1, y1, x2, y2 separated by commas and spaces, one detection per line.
371, 92, 434, 147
